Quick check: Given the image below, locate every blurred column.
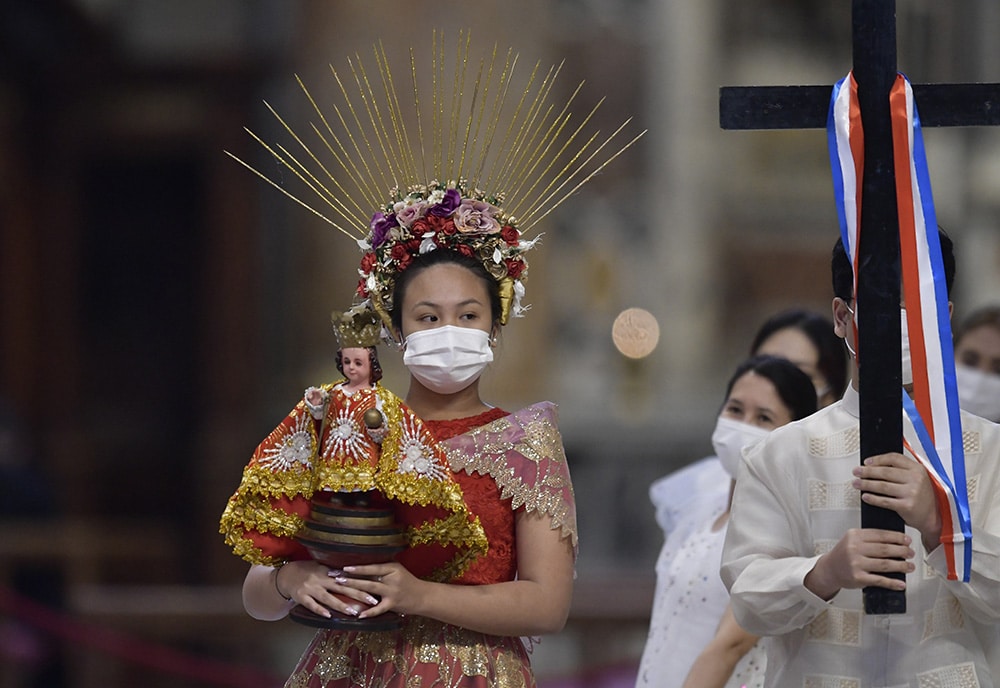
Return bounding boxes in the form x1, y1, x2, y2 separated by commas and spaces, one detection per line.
644, 0, 723, 413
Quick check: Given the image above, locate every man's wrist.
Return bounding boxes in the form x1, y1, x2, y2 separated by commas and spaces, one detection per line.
803, 557, 839, 601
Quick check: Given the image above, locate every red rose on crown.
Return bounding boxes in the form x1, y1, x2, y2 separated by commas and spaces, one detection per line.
410, 217, 431, 236
390, 243, 409, 262
501, 225, 519, 245
427, 215, 457, 235
506, 259, 525, 279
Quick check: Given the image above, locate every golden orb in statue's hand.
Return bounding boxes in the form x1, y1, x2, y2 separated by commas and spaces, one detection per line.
363, 408, 384, 429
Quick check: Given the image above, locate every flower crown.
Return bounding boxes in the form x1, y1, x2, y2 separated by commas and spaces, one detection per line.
228, 31, 643, 333
360, 179, 538, 326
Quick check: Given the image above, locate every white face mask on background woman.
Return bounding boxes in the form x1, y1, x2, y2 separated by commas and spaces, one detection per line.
402, 325, 494, 394
955, 364, 1000, 422
710, 416, 772, 478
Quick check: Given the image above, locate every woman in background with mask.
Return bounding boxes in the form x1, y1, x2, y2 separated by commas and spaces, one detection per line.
636, 355, 817, 688
954, 304, 1000, 422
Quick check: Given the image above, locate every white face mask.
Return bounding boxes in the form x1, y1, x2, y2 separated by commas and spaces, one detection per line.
955, 364, 1000, 422
711, 416, 772, 478
402, 325, 494, 395
846, 305, 912, 386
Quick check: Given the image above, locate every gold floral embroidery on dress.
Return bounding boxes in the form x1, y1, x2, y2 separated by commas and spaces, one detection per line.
313, 635, 353, 682
354, 630, 398, 665
442, 402, 577, 549
445, 629, 490, 677
286, 618, 534, 688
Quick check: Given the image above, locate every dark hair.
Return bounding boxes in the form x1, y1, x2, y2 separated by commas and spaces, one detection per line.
750, 308, 847, 399
335, 346, 383, 384
832, 229, 955, 302
954, 304, 1000, 347
723, 354, 818, 422
389, 249, 502, 334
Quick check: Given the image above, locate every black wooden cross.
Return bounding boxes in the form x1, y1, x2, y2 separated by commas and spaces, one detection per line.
720, 0, 1000, 614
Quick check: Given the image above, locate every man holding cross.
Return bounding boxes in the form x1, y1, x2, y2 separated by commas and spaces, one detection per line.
719, 232, 1000, 687
716, 1, 1000, 684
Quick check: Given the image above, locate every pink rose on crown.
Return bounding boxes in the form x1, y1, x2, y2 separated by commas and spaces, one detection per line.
453, 199, 502, 234
394, 200, 428, 229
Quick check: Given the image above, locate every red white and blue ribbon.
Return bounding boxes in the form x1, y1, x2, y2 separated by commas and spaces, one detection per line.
827, 73, 971, 582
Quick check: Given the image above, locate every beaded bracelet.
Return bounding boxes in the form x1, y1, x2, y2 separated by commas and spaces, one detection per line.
274, 563, 292, 601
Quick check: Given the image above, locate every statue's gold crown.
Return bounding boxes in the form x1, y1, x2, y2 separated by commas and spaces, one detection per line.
331, 305, 381, 349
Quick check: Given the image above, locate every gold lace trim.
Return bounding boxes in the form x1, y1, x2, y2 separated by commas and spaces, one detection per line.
443, 402, 578, 548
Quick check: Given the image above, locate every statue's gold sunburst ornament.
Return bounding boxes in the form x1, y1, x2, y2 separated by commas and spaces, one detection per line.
228, 30, 644, 330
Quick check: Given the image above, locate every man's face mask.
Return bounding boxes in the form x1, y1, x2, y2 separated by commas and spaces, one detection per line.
846, 304, 913, 386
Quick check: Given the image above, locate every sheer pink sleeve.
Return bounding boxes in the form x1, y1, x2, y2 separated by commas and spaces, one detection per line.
443, 402, 578, 550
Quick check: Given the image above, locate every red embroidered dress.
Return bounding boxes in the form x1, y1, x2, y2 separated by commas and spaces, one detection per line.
222, 395, 577, 688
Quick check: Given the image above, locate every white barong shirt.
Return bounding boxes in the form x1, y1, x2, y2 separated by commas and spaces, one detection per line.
721, 385, 1000, 687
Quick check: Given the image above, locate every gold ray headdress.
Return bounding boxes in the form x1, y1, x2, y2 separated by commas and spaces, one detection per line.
229, 30, 644, 329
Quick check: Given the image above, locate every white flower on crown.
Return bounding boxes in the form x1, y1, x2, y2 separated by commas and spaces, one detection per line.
419, 232, 438, 254
511, 279, 529, 318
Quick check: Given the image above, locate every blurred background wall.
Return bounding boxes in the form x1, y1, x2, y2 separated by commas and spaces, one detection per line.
3, 1, 1000, 686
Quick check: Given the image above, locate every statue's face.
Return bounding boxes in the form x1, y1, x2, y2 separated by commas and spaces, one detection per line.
340, 347, 371, 386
